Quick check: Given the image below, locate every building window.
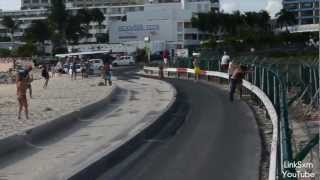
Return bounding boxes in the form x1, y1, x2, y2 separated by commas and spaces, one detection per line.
128, 7, 135, 12
24, 0, 30, 4
184, 22, 192, 28
177, 22, 183, 32
284, 3, 298, 10
177, 34, 183, 41
301, 18, 313, 24
32, 0, 39, 3
300, 10, 313, 16
301, 2, 313, 9
42, 0, 48, 3
184, 33, 197, 40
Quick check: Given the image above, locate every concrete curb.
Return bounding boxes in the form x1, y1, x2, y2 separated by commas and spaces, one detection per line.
66, 79, 177, 180
0, 85, 120, 156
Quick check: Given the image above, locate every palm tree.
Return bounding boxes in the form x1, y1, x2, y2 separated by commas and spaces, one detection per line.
1, 16, 20, 42
25, 20, 51, 54
90, 8, 106, 43
76, 8, 93, 42
66, 15, 86, 45
276, 9, 297, 33
48, 0, 68, 53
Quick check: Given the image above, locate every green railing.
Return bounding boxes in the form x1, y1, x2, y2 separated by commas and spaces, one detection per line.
167, 56, 320, 180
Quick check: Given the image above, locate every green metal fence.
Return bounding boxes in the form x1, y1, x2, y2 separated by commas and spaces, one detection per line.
168, 55, 320, 179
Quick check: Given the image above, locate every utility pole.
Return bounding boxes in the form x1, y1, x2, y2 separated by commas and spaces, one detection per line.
318, 0, 320, 106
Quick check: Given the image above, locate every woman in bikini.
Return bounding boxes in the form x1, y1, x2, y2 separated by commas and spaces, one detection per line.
16, 75, 29, 119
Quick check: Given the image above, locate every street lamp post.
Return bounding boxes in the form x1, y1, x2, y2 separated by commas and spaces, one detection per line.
318, 0, 320, 106
144, 36, 151, 64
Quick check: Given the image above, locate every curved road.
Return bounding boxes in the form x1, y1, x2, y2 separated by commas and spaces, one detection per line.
97, 78, 261, 180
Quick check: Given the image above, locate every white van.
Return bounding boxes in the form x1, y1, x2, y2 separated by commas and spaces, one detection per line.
88, 59, 104, 74
112, 56, 135, 66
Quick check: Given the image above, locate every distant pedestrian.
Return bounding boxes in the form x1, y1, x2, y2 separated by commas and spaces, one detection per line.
42, 65, 50, 89
71, 60, 77, 80
229, 65, 246, 102
163, 49, 169, 66
228, 61, 236, 80
51, 64, 56, 77
16, 74, 29, 120
103, 62, 112, 86
26, 69, 33, 98
193, 57, 200, 81
221, 51, 230, 72
55, 61, 63, 76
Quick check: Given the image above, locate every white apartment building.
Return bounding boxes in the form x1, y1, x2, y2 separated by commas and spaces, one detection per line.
0, 5, 145, 43
110, 0, 219, 50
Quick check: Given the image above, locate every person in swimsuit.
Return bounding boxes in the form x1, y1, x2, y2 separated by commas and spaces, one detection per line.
16, 75, 29, 119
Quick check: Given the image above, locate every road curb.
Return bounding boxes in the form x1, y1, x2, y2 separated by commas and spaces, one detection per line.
66, 78, 177, 180
0, 85, 120, 156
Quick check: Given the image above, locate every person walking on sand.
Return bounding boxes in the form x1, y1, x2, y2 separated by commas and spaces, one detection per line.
16, 74, 29, 119
42, 65, 50, 89
26, 68, 33, 98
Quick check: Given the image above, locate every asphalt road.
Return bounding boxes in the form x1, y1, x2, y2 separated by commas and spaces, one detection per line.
97, 78, 261, 180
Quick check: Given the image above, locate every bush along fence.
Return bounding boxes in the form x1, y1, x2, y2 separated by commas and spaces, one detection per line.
144, 56, 320, 180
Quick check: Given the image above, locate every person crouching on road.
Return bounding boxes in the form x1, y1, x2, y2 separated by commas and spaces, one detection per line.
16, 74, 29, 120
229, 65, 246, 102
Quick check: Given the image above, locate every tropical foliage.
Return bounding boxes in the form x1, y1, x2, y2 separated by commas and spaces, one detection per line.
190, 9, 308, 53
1, 16, 20, 41
276, 9, 297, 32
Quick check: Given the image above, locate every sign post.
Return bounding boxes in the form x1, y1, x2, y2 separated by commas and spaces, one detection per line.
144, 36, 151, 64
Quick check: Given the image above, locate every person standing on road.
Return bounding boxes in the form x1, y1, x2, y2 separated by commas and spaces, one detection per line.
16, 73, 29, 120
193, 57, 200, 81
103, 62, 112, 86
81, 62, 85, 79
71, 60, 77, 80
163, 49, 169, 66
229, 65, 246, 102
221, 51, 230, 72
228, 60, 236, 81
42, 65, 50, 89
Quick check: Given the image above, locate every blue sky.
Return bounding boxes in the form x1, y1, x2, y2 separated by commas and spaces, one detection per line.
0, 0, 282, 16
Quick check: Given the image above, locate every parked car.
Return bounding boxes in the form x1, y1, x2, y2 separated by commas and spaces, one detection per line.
63, 64, 70, 73
75, 64, 82, 73
88, 59, 103, 74
63, 64, 82, 73
112, 56, 135, 66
